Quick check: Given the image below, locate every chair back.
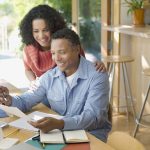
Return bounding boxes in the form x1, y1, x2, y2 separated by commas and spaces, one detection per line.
108, 103, 112, 123
107, 131, 145, 150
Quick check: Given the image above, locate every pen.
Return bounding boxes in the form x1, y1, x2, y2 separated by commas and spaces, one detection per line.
42, 142, 45, 149
39, 141, 45, 149
32, 133, 45, 149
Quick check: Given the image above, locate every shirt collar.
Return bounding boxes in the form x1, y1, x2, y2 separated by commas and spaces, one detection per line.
53, 56, 88, 79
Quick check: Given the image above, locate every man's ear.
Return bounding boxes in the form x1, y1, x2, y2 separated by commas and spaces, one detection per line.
76, 45, 81, 55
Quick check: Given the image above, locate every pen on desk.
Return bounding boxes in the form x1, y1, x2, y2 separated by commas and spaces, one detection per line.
39, 142, 45, 149
42, 142, 45, 149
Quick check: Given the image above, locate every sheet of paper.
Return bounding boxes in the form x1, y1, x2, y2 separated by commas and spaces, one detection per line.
0, 138, 19, 149
9, 116, 38, 132
9, 111, 63, 132
6, 142, 41, 150
0, 104, 27, 118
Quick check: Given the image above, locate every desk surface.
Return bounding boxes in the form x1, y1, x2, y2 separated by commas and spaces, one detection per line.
0, 79, 115, 150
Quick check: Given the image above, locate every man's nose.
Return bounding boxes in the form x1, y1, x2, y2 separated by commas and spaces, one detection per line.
55, 53, 61, 61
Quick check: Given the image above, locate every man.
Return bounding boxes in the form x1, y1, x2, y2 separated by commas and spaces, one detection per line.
0, 28, 111, 142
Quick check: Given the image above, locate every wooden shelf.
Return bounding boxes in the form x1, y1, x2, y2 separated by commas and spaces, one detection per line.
102, 25, 150, 38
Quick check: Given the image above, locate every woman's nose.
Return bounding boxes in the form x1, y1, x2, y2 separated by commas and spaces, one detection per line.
38, 31, 44, 38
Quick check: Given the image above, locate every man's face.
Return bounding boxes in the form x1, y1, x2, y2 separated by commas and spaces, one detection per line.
51, 39, 80, 77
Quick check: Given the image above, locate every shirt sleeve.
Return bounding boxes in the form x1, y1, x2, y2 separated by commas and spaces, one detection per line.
62, 72, 110, 131
11, 75, 48, 112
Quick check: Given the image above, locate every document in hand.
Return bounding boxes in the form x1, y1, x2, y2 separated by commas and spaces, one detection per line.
40, 129, 89, 144
9, 111, 63, 132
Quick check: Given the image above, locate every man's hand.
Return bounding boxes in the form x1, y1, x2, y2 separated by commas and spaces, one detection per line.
0, 86, 12, 106
94, 61, 106, 72
29, 117, 64, 133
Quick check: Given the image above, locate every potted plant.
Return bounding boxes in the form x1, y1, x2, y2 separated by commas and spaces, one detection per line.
124, 0, 145, 26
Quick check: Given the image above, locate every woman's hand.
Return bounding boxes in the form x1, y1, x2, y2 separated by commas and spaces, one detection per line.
29, 117, 64, 133
94, 61, 106, 72
0, 86, 12, 106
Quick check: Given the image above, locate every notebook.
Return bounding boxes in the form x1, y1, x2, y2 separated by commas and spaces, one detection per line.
63, 130, 89, 143
40, 129, 89, 144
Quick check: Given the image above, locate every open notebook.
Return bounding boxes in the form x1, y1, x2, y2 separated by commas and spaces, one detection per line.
40, 129, 89, 144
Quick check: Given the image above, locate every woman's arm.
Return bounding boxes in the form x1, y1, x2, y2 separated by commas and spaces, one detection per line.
80, 48, 106, 72
25, 69, 36, 81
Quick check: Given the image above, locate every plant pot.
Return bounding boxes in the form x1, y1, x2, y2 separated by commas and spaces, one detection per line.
132, 8, 145, 27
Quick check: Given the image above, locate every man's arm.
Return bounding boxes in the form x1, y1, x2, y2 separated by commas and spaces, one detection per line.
0, 74, 48, 112
25, 69, 36, 81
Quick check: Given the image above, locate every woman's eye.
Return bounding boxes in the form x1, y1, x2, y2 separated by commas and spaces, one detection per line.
44, 29, 49, 32
33, 30, 38, 33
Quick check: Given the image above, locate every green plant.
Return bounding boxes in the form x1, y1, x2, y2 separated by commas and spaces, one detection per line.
124, 0, 144, 15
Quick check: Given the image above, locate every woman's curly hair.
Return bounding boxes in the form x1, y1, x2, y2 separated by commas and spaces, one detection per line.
19, 4, 66, 45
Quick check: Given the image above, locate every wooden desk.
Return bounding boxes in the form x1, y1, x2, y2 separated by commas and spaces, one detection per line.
0, 79, 115, 150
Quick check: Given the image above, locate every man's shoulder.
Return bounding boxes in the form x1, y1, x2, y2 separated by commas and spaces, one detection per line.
80, 57, 108, 78
43, 67, 59, 77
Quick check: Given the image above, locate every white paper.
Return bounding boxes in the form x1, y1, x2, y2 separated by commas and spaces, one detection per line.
0, 138, 19, 149
0, 127, 3, 141
9, 116, 38, 132
0, 105, 27, 118
9, 111, 63, 132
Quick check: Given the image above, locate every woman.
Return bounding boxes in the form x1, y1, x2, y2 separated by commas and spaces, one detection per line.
20, 4, 106, 83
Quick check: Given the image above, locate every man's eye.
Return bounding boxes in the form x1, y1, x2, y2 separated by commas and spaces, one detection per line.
60, 51, 65, 54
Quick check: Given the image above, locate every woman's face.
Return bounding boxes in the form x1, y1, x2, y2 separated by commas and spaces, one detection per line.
32, 19, 51, 50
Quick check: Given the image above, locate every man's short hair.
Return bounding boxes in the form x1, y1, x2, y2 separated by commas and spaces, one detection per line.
51, 28, 81, 47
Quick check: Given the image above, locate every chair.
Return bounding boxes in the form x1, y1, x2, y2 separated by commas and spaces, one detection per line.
133, 68, 150, 137
103, 55, 136, 119
107, 131, 145, 150
108, 103, 113, 123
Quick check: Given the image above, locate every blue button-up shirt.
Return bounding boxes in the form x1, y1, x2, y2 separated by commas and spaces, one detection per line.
11, 56, 111, 142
